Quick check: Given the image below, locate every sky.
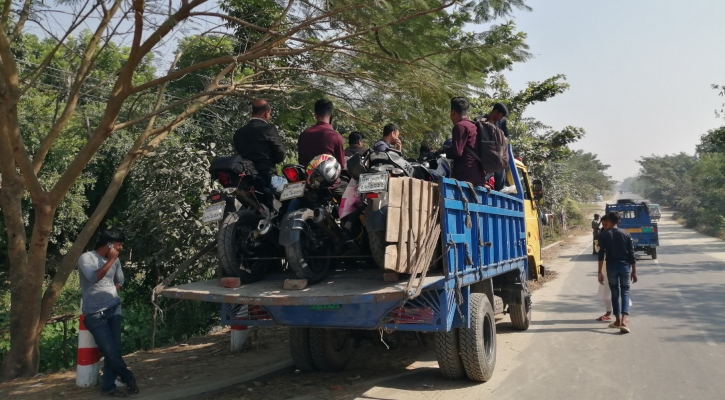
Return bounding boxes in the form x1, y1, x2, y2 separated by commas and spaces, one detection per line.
487, 0, 725, 181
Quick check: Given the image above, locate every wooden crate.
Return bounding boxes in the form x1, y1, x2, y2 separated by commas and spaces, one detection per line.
383, 178, 441, 274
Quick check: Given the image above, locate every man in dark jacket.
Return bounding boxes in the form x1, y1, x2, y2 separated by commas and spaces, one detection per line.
445, 97, 487, 187
344, 131, 368, 158
597, 212, 638, 333
233, 99, 286, 189
297, 99, 346, 168
476, 102, 510, 190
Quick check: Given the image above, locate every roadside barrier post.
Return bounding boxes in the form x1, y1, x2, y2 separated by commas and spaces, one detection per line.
76, 301, 101, 387
230, 305, 249, 351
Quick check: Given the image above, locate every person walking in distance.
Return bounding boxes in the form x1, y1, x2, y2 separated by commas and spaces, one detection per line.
591, 213, 601, 254
595, 215, 613, 321
597, 212, 638, 333
77, 229, 139, 397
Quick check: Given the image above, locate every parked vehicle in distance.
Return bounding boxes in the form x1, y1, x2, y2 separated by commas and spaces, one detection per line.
648, 203, 661, 221
606, 201, 659, 259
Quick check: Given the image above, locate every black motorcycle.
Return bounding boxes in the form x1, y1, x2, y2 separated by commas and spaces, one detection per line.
204, 156, 287, 283
277, 161, 369, 284
349, 149, 451, 269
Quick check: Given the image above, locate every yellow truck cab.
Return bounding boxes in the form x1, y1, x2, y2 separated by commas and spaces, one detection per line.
506, 159, 545, 280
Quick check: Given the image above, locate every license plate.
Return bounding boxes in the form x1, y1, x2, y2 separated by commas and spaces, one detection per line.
358, 172, 388, 193
280, 182, 306, 201
202, 202, 226, 224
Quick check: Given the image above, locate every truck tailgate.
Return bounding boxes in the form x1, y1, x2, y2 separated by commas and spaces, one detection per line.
161, 275, 444, 306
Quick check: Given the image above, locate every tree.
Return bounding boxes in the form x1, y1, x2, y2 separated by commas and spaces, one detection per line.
0, 0, 532, 379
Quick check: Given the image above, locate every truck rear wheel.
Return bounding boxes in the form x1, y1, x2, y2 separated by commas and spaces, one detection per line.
509, 290, 531, 331
309, 328, 354, 372
651, 248, 657, 260
289, 328, 317, 372
459, 293, 497, 382
434, 330, 466, 379
368, 230, 387, 269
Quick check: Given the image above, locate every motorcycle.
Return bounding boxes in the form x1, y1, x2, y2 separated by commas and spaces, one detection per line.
278, 155, 369, 284
349, 149, 451, 269
203, 155, 288, 283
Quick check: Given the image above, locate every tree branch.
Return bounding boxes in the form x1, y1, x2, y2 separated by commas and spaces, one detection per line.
32, 0, 123, 175
9, 0, 33, 40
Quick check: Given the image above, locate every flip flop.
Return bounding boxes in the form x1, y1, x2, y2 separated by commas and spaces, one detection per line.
596, 315, 613, 321
608, 322, 620, 328
619, 326, 631, 334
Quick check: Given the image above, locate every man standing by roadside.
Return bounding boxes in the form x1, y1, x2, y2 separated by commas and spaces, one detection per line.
78, 229, 139, 397
445, 97, 487, 187
591, 213, 601, 254
234, 99, 286, 192
597, 212, 638, 333
373, 123, 403, 152
595, 215, 614, 321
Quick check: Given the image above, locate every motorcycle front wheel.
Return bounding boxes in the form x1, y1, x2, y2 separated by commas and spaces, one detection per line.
218, 210, 276, 283
284, 209, 333, 284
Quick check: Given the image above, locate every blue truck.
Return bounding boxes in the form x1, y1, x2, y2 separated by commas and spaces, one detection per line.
162, 147, 535, 382
606, 199, 659, 259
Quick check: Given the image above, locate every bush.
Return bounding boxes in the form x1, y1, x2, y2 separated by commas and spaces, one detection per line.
563, 198, 585, 227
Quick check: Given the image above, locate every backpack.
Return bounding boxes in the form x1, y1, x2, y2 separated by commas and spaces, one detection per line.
209, 155, 258, 188
464, 121, 509, 173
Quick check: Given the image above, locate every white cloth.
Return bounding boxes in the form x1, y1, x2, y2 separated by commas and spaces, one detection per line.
597, 268, 613, 312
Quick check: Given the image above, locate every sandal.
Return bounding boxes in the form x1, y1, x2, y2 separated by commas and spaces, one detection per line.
102, 388, 129, 398
596, 315, 612, 321
619, 325, 631, 334
608, 322, 621, 328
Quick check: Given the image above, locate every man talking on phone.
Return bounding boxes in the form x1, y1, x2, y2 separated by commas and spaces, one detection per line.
77, 229, 139, 397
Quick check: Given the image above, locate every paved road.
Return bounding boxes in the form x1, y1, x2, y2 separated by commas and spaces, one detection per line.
304, 201, 725, 399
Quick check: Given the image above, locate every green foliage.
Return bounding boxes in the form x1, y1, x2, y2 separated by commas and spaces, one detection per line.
563, 198, 585, 227
629, 122, 725, 236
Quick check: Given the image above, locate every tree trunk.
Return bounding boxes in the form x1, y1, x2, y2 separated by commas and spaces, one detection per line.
0, 183, 54, 380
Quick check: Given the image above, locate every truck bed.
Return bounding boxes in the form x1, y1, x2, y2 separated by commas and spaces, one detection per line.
161, 271, 444, 306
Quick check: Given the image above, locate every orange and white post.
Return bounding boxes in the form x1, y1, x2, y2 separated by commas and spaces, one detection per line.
76, 302, 102, 387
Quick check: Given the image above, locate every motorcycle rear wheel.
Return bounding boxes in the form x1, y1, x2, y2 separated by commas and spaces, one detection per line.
218, 210, 276, 283
285, 209, 333, 284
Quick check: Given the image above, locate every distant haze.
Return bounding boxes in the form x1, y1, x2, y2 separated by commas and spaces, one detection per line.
484, 0, 725, 181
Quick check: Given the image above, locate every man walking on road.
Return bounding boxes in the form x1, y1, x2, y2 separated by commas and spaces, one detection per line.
597, 212, 638, 333
595, 215, 613, 321
77, 229, 139, 397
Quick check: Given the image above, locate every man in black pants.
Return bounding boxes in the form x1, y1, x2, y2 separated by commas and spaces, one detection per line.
233, 99, 286, 193
483, 103, 509, 191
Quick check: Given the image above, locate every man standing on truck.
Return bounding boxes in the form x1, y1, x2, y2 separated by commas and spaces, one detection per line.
77, 229, 139, 397
373, 123, 403, 152
591, 213, 601, 254
298, 99, 346, 168
234, 99, 286, 193
597, 212, 638, 333
446, 97, 487, 187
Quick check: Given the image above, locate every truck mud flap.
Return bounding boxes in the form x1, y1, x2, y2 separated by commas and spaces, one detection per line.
365, 204, 387, 232
278, 209, 309, 246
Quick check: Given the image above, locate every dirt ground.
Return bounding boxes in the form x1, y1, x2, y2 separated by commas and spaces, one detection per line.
0, 326, 290, 400
0, 234, 580, 400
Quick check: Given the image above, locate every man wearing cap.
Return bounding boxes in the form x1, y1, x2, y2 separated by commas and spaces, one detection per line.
344, 131, 368, 158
